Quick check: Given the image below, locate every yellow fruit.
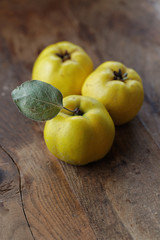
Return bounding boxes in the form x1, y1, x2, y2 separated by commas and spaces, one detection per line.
44, 95, 115, 165
32, 41, 93, 97
82, 61, 144, 125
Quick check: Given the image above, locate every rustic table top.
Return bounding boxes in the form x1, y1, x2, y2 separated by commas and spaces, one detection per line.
0, 0, 160, 239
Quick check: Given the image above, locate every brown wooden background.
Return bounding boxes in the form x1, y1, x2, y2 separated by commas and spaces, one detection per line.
0, 0, 160, 239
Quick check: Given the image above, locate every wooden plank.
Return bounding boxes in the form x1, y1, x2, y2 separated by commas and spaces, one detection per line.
0, 1, 133, 239
0, 23, 97, 240
105, 119, 160, 240
1, 0, 160, 239
60, 161, 133, 240
0, 147, 34, 240
0, 31, 133, 240
0, 80, 97, 239
61, 118, 160, 240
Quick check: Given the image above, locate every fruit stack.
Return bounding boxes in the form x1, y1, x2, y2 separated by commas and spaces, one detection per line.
12, 41, 144, 165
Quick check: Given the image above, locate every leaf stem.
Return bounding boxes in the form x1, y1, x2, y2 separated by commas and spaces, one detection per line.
63, 106, 83, 116
63, 106, 75, 113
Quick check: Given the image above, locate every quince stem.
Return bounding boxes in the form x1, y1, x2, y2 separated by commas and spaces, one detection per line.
63, 107, 83, 116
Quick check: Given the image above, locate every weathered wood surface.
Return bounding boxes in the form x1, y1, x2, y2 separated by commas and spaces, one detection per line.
0, 0, 160, 239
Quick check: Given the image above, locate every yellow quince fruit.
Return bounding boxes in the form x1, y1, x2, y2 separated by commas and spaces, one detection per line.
32, 41, 93, 97
82, 61, 144, 125
44, 95, 115, 165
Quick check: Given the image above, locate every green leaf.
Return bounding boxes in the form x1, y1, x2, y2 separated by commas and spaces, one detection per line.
11, 80, 63, 121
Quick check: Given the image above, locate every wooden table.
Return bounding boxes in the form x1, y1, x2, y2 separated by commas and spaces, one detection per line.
0, 0, 160, 239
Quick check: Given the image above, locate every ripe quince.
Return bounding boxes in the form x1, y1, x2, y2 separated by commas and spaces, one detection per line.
44, 95, 115, 165
32, 41, 93, 97
82, 61, 144, 125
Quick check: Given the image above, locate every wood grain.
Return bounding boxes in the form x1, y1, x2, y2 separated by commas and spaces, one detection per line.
61, 119, 160, 240
1, 0, 160, 239
0, 147, 34, 240
0, 81, 97, 239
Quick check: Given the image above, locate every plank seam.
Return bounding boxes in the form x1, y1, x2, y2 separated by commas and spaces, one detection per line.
138, 116, 160, 149
59, 162, 98, 240
104, 191, 135, 240
60, 162, 134, 240
0, 144, 35, 240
